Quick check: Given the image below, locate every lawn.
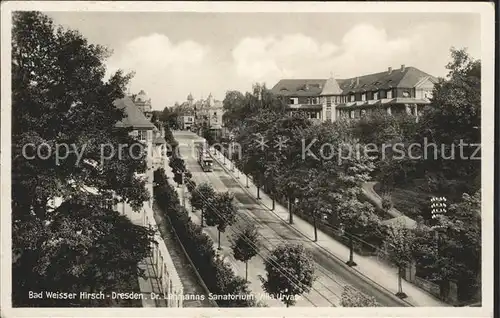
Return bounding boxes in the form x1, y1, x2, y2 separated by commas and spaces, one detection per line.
373, 179, 430, 220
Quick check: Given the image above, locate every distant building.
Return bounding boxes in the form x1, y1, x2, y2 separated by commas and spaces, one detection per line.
131, 90, 153, 121
181, 115, 195, 130
179, 93, 226, 138
271, 65, 437, 123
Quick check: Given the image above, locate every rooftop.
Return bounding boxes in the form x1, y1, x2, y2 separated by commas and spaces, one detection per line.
271, 66, 438, 96
114, 97, 156, 130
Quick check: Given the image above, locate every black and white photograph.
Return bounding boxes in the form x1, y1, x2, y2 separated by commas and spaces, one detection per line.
0, 1, 495, 317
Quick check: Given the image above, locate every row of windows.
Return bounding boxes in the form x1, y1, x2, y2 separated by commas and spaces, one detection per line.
288, 89, 395, 105
286, 88, 432, 106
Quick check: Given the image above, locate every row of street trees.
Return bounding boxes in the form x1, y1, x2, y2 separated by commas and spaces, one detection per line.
165, 149, 318, 307
12, 12, 154, 306
221, 48, 481, 303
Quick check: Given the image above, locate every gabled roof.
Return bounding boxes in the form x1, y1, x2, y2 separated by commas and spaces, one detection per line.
320, 77, 342, 96
337, 67, 438, 93
272, 66, 438, 96
271, 79, 326, 97
114, 97, 156, 130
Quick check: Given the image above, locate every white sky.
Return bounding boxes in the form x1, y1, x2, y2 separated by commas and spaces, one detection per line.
46, 12, 481, 110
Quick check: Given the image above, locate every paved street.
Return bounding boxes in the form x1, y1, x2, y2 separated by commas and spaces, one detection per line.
170, 130, 426, 307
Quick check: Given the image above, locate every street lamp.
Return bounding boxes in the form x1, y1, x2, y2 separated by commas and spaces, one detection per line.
430, 196, 447, 280
430, 196, 447, 219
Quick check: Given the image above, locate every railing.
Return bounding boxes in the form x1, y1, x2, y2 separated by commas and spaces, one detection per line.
143, 204, 184, 307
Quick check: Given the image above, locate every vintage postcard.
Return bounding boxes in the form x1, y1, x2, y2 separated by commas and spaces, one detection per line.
0, 1, 495, 318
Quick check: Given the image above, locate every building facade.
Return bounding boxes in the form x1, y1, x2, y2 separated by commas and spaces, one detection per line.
131, 90, 153, 121
271, 65, 437, 123
113, 96, 184, 306
181, 115, 195, 130
179, 93, 226, 138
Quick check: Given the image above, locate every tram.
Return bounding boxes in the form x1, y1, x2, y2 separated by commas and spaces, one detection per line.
196, 143, 213, 172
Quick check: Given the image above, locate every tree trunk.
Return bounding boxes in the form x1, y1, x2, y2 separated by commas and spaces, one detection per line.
313, 213, 318, 242
257, 187, 260, 199
201, 209, 204, 227
288, 197, 293, 224
245, 261, 248, 282
246, 175, 249, 188
395, 267, 407, 298
272, 198, 275, 210
218, 230, 221, 250
398, 268, 403, 294
349, 238, 354, 262
346, 236, 357, 266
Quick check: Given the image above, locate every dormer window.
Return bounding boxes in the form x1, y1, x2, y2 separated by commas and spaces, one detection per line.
361, 93, 366, 101
350, 94, 355, 102
374, 91, 378, 100
290, 97, 299, 105
387, 90, 393, 99
402, 91, 410, 98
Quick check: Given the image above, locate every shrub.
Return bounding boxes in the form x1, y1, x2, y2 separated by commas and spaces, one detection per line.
341, 285, 379, 307
381, 194, 393, 211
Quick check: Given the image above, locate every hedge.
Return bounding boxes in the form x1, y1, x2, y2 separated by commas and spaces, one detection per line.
153, 168, 255, 307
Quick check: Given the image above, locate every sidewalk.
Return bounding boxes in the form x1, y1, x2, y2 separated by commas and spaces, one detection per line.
127, 206, 168, 307
210, 148, 448, 307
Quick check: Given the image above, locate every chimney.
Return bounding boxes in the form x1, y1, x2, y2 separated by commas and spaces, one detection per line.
356, 77, 359, 86
388, 67, 393, 74
401, 64, 406, 72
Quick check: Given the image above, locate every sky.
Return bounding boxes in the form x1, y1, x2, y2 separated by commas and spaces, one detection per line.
46, 11, 481, 110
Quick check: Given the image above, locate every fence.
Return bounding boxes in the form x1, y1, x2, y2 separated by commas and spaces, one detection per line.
143, 204, 184, 307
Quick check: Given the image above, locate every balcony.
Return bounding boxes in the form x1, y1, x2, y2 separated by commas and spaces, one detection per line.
286, 103, 322, 110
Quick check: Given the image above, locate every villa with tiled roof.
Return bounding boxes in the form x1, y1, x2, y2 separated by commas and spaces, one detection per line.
271, 65, 438, 123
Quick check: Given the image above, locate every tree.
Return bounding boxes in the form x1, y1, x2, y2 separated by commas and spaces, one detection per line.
298, 168, 337, 242
224, 276, 256, 307
413, 191, 481, 302
202, 126, 215, 145
13, 197, 155, 306
205, 191, 238, 250
12, 11, 152, 306
338, 198, 380, 267
261, 243, 315, 307
341, 285, 379, 307
230, 223, 260, 281
222, 90, 247, 130
169, 156, 186, 187
416, 48, 481, 194
160, 106, 180, 129
190, 182, 216, 227
384, 222, 416, 299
